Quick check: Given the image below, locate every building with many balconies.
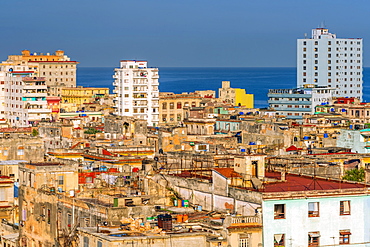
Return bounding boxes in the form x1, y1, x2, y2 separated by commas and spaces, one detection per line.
267, 85, 333, 120
1, 50, 79, 97
113, 60, 159, 126
297, 27, 363, 100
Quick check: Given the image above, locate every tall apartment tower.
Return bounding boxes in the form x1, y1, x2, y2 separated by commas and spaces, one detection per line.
113, 60, 159, 126
297, 28, 363, 100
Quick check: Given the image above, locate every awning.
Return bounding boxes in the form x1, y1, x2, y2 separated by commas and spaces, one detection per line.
340, 231, 351, 235
274, 234, 283, 242
309, 233, 321, 238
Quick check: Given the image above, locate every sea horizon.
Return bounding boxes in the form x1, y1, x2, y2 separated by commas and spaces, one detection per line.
77, 67, 370, 108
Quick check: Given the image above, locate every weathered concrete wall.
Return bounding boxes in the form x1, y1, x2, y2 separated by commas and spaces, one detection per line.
157, 174, 262, 214
0, 136, 44, 162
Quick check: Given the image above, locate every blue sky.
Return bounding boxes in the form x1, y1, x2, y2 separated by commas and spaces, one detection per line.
1, 0, 369, 67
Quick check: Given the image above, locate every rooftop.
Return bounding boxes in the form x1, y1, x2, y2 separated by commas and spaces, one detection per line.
261, 172, 366, 193
214, 168, 242, 179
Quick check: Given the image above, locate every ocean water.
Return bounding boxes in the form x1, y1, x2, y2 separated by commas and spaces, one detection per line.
77, 67, 370, 108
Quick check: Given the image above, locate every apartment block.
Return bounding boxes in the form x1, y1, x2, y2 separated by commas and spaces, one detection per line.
159, 92, 202, 125
1, 50, 78, 97
61, 86, 109, 105
113, 60, 159, 126
297, 27, 363, 100
268, 86, 333, 120
5, 75, 51, 127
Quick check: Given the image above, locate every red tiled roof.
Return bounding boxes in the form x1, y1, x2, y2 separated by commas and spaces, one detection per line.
214, 168, 242, 178
261, 172, 366, 192
0, 127, 32, 133
286, 145, 302, 152
307, 152, 356, 156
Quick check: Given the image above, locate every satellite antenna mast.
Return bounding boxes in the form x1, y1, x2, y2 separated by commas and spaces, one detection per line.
304, 33, 307, 39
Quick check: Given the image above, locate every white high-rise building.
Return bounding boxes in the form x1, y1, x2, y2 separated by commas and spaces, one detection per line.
113, 60, 159, 126
297, 27, 363, 100
0, 65, 51, 127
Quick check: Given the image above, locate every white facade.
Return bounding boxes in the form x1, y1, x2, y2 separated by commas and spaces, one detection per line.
267, 86, 333, 119
297, 28, 363, 100
0, 65, 51, 127
263, 194, 370, 247
113, 60, 159, 126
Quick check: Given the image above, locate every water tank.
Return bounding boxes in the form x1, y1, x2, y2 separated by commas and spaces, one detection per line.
157, 214, 172, 231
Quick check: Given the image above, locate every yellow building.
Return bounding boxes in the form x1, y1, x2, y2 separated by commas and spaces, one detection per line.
159, 92, 202, 125
61, 86, 110, 105
218, 81, 254, 108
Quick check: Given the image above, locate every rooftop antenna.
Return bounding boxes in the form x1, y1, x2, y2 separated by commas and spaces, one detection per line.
320, 21, 326, 28
304, 33, 307, 39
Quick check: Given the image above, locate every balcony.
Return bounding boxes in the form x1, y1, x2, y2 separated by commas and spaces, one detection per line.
133, 94, 147, 99
231, 215, 261, 224
27, 108, 51, 114
23, 85, 47, 90
268, 100, 311, 105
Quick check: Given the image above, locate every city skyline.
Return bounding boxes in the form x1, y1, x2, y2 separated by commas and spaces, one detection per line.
1, 0, 370, 67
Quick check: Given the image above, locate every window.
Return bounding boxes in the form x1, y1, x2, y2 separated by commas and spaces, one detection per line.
97, 241, 103, 247
340, 201, 350, 215
274, 204, 285, 219
339, 230, 351, 244
162, 103, 167, 110
274, 234, 285, 246
169, 103, 174, 109
47, 209, 51, 224
308, 202, 320, 217
239, 234, 250, 247
17, 149, 24, 156
308, 232, 320, 246
67, 213, 72, 227
83, 236, 89, 247
177, 102, 182, 109
58, 175, 64, 185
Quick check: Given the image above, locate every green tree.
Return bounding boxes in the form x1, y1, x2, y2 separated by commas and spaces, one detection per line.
32, 129, 39, 136
84, 128, 102, 134
342, 167, 365, 182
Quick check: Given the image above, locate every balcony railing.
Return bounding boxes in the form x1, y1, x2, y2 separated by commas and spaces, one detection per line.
231, 215, 261, 224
